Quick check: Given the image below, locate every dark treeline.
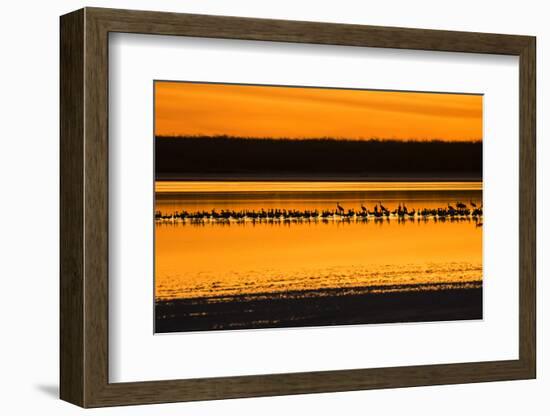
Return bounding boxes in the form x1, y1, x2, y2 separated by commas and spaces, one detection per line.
155, 136, 482, 180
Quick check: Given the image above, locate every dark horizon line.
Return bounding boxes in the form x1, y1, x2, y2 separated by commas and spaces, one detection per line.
156, 134, 483, 143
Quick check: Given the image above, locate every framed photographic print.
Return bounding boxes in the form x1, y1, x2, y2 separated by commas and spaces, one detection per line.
153, 81, 485, 333
60, 7, 536, 407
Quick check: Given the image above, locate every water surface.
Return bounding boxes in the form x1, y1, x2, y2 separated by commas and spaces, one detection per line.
155, 181, 482, 301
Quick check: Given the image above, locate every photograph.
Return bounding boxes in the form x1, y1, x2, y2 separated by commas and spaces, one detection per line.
53, 5, 537, 409
153, 81, 483, 333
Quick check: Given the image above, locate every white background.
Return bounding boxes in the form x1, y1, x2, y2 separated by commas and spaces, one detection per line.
0, 0, 546, 414
109, 34, 519, 382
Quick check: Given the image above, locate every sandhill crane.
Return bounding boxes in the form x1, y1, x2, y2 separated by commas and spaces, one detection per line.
379, 201, 388, 213
156, 201, 484, 226
456, 201, 467, 209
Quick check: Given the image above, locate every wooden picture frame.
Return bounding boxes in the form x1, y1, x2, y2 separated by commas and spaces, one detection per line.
60, 7, 536, 408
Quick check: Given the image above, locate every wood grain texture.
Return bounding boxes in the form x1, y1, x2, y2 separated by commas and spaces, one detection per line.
83, 10, 110, 406
89, 7, 532, 54
59, 8, 84, 407
59, 7, 537, 408
518, 38, 536, 375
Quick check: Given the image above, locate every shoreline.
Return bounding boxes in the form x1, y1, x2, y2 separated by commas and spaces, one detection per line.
155, 285, 483, 333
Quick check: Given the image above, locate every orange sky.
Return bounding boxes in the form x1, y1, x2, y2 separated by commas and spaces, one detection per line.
155, 82, 482, 141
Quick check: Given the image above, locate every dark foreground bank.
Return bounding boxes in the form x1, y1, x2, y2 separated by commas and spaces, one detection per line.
155, 285, 482, 333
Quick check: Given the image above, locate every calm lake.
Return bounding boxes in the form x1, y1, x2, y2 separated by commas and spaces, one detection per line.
154, 181, 482, 302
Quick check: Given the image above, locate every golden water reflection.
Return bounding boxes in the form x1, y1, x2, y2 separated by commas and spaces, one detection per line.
155, 182, 482, 301
156, 181, 482, 193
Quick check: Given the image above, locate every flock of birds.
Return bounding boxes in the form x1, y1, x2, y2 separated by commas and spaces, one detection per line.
155, 200, 483, 226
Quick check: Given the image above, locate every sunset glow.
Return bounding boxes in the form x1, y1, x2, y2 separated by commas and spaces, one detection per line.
154, 81, 483, 332
155, 81, 482, 141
